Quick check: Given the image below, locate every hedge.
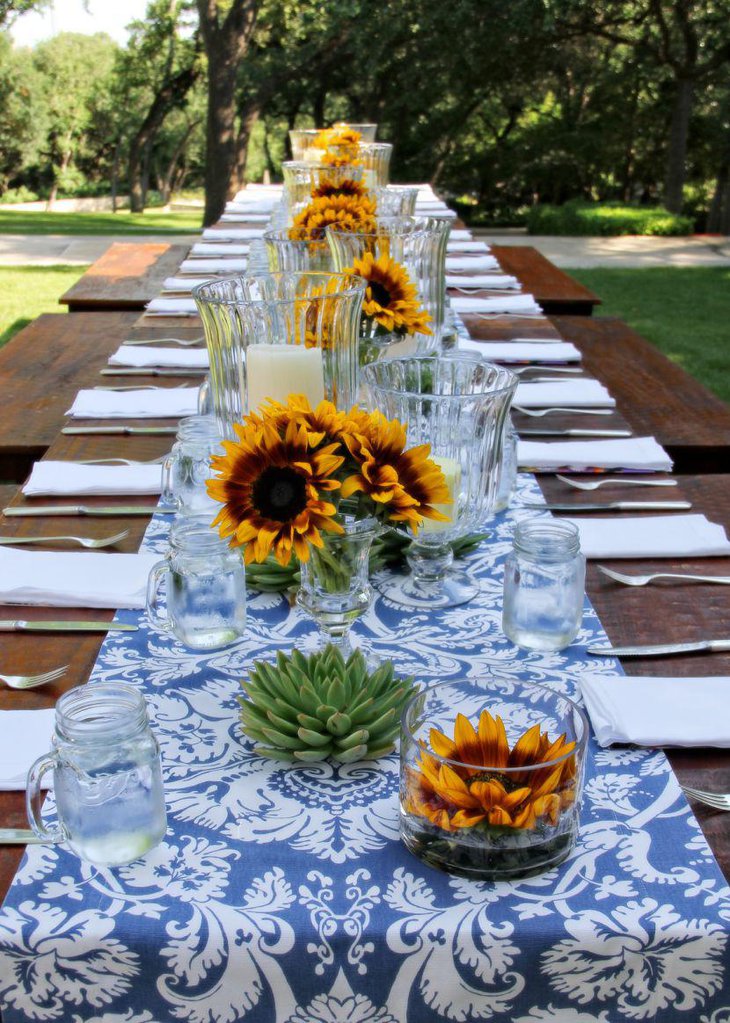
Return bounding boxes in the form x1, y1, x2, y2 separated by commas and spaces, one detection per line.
526, 200, 693, 237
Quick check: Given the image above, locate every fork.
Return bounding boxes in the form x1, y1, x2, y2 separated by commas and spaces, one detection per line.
512, 365, 584, 375
0, 665, 69, 690
93, 385, 188, 391
681, 787, 730, 811
513, 405, 613, 417
77, 457, 168, 466
0, 530, 130, 549
557, 475, 678, 491
598, 566, 730, 587
122, 337, 203, 347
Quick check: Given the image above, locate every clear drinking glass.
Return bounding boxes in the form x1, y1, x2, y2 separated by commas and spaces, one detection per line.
193, 272, 366, 438
400, 676, 587, 879
363, 354, 517, 608
502, 519, 586, 651
161, 414, 222, 514
493, 423, 518, 512
146, 514, 247, 650
373, 186, 418, 217
26, 683, 167, 867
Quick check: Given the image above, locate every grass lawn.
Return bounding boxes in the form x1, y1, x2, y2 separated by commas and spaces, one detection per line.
568, 267, 730, 404
0, 265, 88, 345
0, 209, 202, 235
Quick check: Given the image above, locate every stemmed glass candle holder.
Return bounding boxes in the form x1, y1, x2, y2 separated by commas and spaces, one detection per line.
400, 677, 587, 879
193, 272, 366, 438
362, 354, 516, 608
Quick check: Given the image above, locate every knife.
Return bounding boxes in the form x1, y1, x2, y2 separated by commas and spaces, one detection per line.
62, 426, 179, 435
0, 829, 45, 844
522, 501, 692, 512
100, 368, 208, 377
588, 639, 730, 657
3, 505, 175, 517
518, 429, 633, 437
0, 620, 138, 632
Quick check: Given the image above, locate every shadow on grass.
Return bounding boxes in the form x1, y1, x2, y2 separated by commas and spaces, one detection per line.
0, 317, 31, 346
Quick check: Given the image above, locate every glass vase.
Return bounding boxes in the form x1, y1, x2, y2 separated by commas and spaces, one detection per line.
362, 354, 517, 608
263, 230, 334, 272
282, 161, 367, 210
193, 271, 366, 438
289, 125, 378, 161
400, 676, 588, 880
297, 517, 379, 658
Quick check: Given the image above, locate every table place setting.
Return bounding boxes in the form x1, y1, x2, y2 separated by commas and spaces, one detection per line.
561, 512, 730, 558
220, 212, 273, 222
201, 227, 267, 240
458, 339, 582, 362
517, 435, 673, 471
189, 242, 250, 256
65, 386, 200, 419
161, 276, 213, 294
451, 293, 544, 316
145, 296, 199, 316
445, 253, 499, 271
445, 239, 490, 253
179, 257, 248, 273
446, 272, 521, 290
108, 345, 209, 369
514, 378, 615, 408
21, 461, 163, 497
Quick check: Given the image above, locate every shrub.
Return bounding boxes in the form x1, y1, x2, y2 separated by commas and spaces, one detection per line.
0, 186, 40, 204
526, 200, 693, 237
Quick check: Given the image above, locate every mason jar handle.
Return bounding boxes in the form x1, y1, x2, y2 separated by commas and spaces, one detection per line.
160, 455, 178, 509
146, 560, 172, 633
26, 752, 66, 844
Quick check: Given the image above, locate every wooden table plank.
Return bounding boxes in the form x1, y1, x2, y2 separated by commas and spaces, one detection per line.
59, 242, 191, 311
490, 245, 601, 315
552, 316, 730, 471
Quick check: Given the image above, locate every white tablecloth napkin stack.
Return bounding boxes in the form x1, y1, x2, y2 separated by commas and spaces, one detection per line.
66, 388, 199, 419
109, 346, 208, 369
564, 513, 730, 559
179, 258, 248, 273
201, 227, 265, 240
445, 255, 498, 271
458, 340, 581, 363
162, 277, 210, 293
0, 548, 159, 608
515, 379, 614, 408
446, 241, 490, 254
0, 709, 56, 790
446, 273, 520, 289
580, 675, 730, 747
518, 436, 670, 471
22, 462, 163, 497
190, 244, 250, 257
451, 294, 543, 316
145, 298, 198, 316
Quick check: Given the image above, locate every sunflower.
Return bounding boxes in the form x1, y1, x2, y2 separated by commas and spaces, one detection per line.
340, 411, 450, 530
288, 193, 376, 242
314, 125, 362, 150
207, 417, 344, 566
311, 177, 367, 201
348, 252, 432, 337
405, 711, 577, 833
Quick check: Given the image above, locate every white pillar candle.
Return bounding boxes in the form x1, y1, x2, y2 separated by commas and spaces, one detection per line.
422, 455, 461, 534
246, 344, 325, 413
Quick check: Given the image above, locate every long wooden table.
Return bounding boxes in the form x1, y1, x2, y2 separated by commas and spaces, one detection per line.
59, 242, 191, 311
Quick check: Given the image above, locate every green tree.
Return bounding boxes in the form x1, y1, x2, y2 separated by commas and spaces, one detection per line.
0, 32, 46, 192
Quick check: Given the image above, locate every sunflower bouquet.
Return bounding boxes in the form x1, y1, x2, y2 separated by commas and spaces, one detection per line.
206, 394, 451, 569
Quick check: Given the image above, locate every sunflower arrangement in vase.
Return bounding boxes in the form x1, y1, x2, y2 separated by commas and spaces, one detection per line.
314, 124, 363, 166
288, 181, 376, 243
207, 393, 451, 655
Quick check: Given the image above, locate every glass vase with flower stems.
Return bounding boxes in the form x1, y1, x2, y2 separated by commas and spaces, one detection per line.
362, 353, 517, 609
263, 230, 334, 273
192, 271, 365, 441
289, 123, 378, 161
282, 161, 367, 212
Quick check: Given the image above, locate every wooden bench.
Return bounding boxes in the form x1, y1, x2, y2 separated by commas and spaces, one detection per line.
59, 242, 191, 311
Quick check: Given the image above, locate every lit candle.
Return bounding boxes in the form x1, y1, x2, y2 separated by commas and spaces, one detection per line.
422, 455, 461, 534
246, 344, 325, 412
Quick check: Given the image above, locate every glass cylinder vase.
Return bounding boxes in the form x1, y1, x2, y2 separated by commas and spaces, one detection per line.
263, 230, 334, 272
362, 353, 517, 608
289, 124, 378, 161
193, 271, 365, 438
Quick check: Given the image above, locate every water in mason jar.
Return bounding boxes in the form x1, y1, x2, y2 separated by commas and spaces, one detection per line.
168, 557, 246, 648
54, 756, 167, 867
502, 565, 581, 651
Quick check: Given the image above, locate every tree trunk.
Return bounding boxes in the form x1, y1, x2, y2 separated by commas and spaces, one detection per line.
110, 144, 120, 213
160, 121, 199, 205
230, 102, 259, 195
664, 77, 694, 213
707, 160, 730, 234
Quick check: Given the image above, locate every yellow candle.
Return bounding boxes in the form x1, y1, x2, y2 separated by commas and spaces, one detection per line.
422, 455, 461, 534
246, 344, 325, 412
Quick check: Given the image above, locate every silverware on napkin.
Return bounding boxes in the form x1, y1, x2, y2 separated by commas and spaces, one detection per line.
62, 426, 180, 435
0, 829, 45, 844
518, 428, 633, 438
588, 640, 730, 657
100, 368, 208, 377
0, 620, 138, 632
522, 501, 692, 512
3, 505, 174, 517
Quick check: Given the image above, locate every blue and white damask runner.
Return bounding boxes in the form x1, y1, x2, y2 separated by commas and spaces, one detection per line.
0, 474, 728, 1023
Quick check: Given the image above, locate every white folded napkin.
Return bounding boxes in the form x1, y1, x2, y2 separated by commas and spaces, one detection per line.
220, 213, 271, 223
519, 436, 669, 471
109, 345, 209, 369
225, 201, 276, 214
190, 243, 250, 256
0, 709, 56, 790
563, 513, 730, 559
515, 379, 615, 408
202, 228, 265, 240
451, 294, 543, 316
66, 387, 199, 419
446, 241, 490, 253
458, 340, 581, 363
180, 258, 248, 273
445, 255, 497, 271
446, 273, 520, 289
162, 277, 211, 294
580, 675, 730, 748
0, 547, 159, 608
22, 461, 163, 497
417, 208, 457, 219
145, 298, 198, 316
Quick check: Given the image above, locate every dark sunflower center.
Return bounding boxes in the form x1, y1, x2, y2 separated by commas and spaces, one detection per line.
252, 466, 308, 521
467, 770, 524, 794
369, 280, 392, 308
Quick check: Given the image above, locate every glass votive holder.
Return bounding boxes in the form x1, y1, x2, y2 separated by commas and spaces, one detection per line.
146, 514, 247, 650
502, 519, 586, 651
400, 677, 587, 879
26, 683, 167, 867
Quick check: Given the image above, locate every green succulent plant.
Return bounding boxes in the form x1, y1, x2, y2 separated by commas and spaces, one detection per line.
240, 645, 417, 763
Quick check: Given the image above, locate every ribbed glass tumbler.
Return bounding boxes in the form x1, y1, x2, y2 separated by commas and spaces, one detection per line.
193, 272, 366, 438
362, 354, 517, 608
263, 230, 334, 272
